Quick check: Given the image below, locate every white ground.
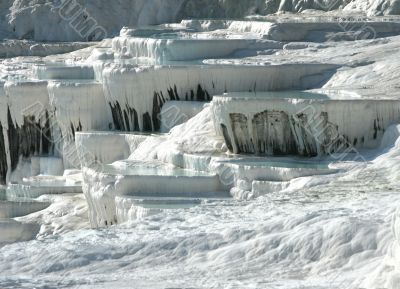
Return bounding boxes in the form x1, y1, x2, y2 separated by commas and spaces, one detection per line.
0, 135, 399, 288
1, 2, 400, 289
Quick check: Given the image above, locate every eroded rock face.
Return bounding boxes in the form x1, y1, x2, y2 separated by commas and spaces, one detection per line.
109, 85, 210, 132
0, 123, 7, 184
7, 109, 55, 173
1, 108, 58, 184
212, 93, 400, 156
252, 110, 296, 155
103, 64, 336, 133
228, 110, 311, 155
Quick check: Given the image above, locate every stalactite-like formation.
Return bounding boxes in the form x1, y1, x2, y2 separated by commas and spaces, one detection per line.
229, 111, 299, 155
5, 107, 55, 180
109, 84, 211, 132
0, 123, 7, 184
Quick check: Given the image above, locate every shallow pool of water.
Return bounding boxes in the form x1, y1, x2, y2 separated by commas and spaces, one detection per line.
223, 91, 330, 100
100, 161, 215, 177
219, 157, 332, 170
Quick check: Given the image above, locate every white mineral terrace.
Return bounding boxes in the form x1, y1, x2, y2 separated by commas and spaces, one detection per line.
0, 11, 400, 288
211, 91, 400, 155
83, 160, 230, 227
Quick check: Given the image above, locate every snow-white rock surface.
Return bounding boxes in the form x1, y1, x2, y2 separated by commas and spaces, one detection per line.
1, 0, 400, 41
1, 134, 400, 288
211, 91, 400, 155
1, 4, 400, 289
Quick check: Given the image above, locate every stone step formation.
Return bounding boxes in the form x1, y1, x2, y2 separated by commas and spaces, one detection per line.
0, 16, 399, 233
0, 171, 83, 245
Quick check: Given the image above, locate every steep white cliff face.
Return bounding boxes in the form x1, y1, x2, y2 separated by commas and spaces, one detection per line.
211, 92, 400, 156
102, 63, 336, 132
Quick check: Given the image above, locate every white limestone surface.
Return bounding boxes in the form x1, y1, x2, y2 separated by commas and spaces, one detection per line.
160, 101, 206, 132
75, 131, 165, 166
112, 36, 283, 63
4, 0, 400, 41
211, 92, 400, 155
102, 63, 337, 131
83, 159, 224, 227
0, 219, 39, 246
4, 80, 50, 127
1, 5, 400, 289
